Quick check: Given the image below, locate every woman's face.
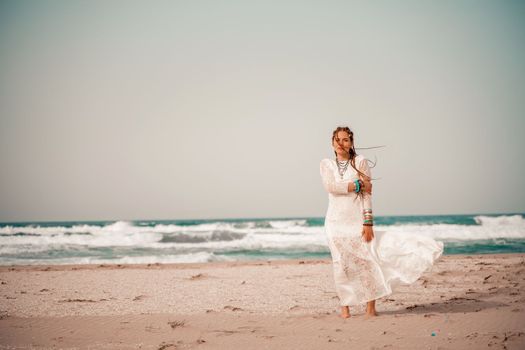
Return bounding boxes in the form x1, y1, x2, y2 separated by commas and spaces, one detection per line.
332, 131, 352, 157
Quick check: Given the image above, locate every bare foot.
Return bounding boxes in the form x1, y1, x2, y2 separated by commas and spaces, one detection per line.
366, 300, 378, 318
341, 306, 351, 318
365, 309, 378, 318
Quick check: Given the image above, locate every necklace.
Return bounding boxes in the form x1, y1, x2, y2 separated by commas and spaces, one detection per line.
335, 158, 350, 179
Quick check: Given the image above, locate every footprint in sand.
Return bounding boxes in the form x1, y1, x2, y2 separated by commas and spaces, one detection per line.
238, 325, 263, 333
167, 320, 186, 329
189, 273, 208, 280
157, 342, 177, 350
212, 329, 240, 336
223, 305, 243, 311
59, 298, 106, 303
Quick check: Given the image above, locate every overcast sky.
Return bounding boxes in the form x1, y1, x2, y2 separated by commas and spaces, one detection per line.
1, 0, 524, 222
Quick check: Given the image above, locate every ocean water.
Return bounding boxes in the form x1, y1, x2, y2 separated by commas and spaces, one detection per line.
0, 213, 524, 266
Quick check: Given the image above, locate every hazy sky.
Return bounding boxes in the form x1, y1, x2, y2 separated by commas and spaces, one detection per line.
1, 0, 524, 222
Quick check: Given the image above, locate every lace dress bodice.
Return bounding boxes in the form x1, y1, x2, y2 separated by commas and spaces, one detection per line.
319, 155, 372, 237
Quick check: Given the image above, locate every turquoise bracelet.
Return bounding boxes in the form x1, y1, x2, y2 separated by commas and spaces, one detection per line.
354, 179, 360, 193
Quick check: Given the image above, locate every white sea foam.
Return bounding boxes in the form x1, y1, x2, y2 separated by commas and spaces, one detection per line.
0, 215, 524, 265
0, 229, 162, 247
0, 219, 310, 235
0, 251, 230, 266
0, 220, 150, 236
267, 219, 308, 229
473, 214, 524, 226
383, 222, 525, 240
145, 231, 330, 252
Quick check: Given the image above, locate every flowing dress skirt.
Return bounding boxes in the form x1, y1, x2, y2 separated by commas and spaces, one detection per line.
325, 225, 444, 306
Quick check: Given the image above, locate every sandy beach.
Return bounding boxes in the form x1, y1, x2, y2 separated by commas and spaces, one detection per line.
0, 253, 524, 349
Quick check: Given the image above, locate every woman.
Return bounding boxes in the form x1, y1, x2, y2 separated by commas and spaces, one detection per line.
320, 126, 444, 319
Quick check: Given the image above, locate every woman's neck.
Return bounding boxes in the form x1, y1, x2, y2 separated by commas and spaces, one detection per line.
336, 156, 350, 161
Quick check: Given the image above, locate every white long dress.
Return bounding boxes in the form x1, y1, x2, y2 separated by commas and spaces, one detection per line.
319, 155, 444, 306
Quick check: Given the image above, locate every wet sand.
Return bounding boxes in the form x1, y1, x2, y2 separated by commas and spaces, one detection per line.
0, 253, 524, 349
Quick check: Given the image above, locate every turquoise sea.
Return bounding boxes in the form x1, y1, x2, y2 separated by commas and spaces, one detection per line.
0, 213, 524, 265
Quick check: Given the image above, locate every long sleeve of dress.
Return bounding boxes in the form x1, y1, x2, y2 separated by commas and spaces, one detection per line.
358, 157, 373, 221
320, 159, 351, 195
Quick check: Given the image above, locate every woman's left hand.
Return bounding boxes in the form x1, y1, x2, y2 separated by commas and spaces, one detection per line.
362, 225, 374, 242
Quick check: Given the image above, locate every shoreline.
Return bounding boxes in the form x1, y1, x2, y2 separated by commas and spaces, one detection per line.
1, 252, 524, 272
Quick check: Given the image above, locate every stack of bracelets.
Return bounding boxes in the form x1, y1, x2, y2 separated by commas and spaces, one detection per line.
363, 209, 374, 226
